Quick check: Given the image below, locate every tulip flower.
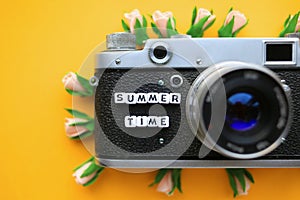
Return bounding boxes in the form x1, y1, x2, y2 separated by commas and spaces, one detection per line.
218, 8, 248, 37
226, 168, 254, 197
62, 72, 93, 96
64, 108, 94, 139
151, 10, 178, 38
150, 169, 182, 196
73, 157, 104, 186
279, 12, 300, 37
122, 9, 149, 46
187, 7, 216, 37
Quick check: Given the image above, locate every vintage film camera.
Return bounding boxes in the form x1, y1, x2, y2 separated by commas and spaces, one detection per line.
93, 32, 300, 168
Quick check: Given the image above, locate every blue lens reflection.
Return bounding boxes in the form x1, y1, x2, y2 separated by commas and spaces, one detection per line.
226, 92, 260, 132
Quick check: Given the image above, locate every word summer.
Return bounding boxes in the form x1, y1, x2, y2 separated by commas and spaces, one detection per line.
125, 116, 169, 128
114, 93, 181, 104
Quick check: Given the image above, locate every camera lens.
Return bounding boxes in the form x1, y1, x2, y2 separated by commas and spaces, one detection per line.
226, 92, 260, 132
149, 42, 172, 64
186, 62, 291, 159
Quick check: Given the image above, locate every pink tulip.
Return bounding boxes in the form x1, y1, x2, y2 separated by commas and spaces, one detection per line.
73, 161, 97, 185
152, 10, 175, 37
62, 72, 86, 92
224, 10, 247, 33
124, 9, 143, 34
156, 171, 173, 195
65, 118, 88, 138
194, 8, 216, 30
235, 176, 251, 196
296, 16, 300, 32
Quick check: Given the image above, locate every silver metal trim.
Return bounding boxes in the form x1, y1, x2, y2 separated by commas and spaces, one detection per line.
170, 74, 183, 88
98, 158, 300, 168
149, 42, 172, 64
263, 40, 297, 66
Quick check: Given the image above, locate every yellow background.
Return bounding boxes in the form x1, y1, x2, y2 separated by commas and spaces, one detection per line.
1, 0, 300, 199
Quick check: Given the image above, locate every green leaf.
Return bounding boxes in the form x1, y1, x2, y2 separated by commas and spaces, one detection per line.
142, 15, 147, 27
76, 73, 93, 95
166, 18, 178, 38
121, 19, 130, 32
134, 19, 149, 45
173, 17, 177, 29
135, 28, 148, 46
284, 15, 291, 27
228, 7, 233, 13
166, 17, 174, 31
191, 6, 197, 25
73, 130, 93, 139
134, 18, 142, 29
187, 15, 210, 37
218, 15, 235, 37
177, 171, 182, 193
203, 17, 216, 31
82, 167, 104, 187
81, 162, 102, 178
65, 88, 91, 97
168, 169, 182, 195
280, 12, 300, 37
235, 170, 246, 192
151, 22, 163, 38
65, 108, 91, 119
149, 169, 169, 187
73, 157, 94, 171
85, 120, 95, 132
169, 170, 176, 195
226, 169, 238, 197
243, 169, 255, 183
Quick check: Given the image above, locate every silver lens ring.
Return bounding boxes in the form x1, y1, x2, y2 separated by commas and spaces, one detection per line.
186, 61, 291, 159
149, 42, 172, 64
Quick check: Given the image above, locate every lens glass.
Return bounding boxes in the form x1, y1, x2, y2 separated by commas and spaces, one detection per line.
153, 46, 167, 59
226, 92, 260, 132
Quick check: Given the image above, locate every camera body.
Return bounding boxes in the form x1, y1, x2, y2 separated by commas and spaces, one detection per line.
94, 33, 300, 168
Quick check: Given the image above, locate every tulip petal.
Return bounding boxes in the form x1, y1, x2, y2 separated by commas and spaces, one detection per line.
81, 162, 101, 178
151, 22, 163, 38
149, 169, 169, 186
76, 73, 93, 95
82, 168, 104, 187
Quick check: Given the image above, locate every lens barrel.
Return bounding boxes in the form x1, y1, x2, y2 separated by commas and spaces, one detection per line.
186, 62, 291, 159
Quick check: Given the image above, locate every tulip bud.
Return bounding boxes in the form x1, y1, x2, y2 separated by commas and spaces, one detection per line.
123, 9, 143, 34
151, 10, 178, 38
62, 72, 93, 96
150, 169, 182, 196
73, 157, 104, 186
64, 108, 94, 139
279, 12, 300, 37
156, 171, 173, 195
218, 8, 248, 37
226, 168, 254, 197
187, 7, 216, 37
235, 176, 251, 196
65, 118, 89, 138
122, 9, 149, 46
224, 10, 247, 33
